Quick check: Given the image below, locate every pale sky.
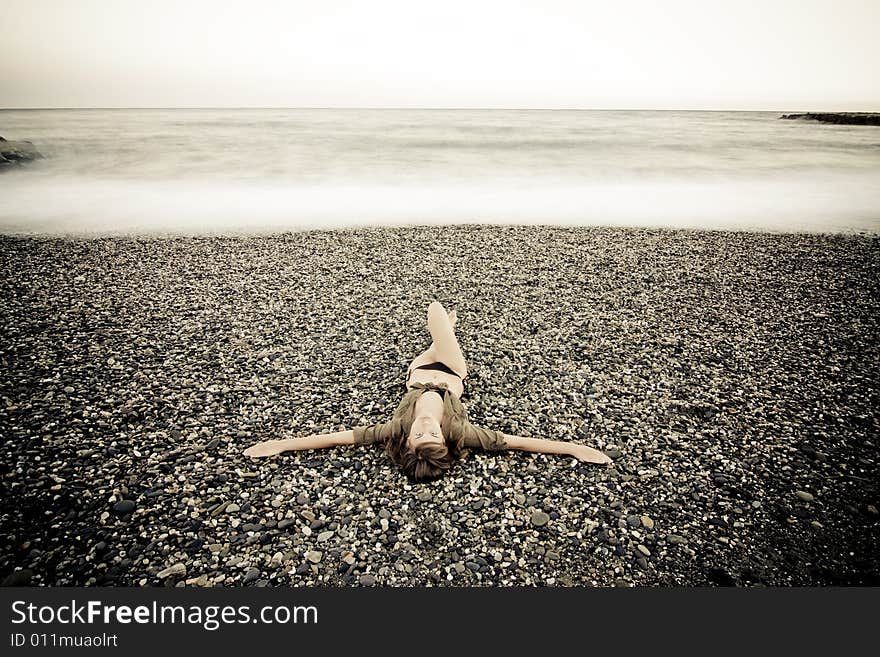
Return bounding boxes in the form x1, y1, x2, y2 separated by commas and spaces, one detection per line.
1, 0, 878, 110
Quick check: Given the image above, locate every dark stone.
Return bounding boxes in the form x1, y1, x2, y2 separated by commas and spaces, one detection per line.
2, 569, 33, 586
707, 567, 736, 586
113, 500, 136, 515
187, 538, 205, 552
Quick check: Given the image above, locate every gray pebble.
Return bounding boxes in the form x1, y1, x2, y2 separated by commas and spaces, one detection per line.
530, 511, 550, 527
157, 563, 186, 578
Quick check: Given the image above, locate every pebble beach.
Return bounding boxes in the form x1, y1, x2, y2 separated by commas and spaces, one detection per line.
1, 224, 878, 587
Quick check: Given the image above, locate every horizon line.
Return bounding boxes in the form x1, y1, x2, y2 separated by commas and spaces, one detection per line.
2, 105, 877, 113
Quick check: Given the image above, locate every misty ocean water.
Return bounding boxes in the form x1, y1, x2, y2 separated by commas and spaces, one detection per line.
1, 108, 878, 235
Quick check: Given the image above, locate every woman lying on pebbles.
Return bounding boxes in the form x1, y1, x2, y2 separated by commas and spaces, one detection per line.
244, 301, 611, 481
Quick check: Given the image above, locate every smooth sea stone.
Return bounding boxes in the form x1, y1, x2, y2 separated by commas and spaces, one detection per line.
113, 500, 136, 515
157, 563, 186, 578
530, 510, 550, 527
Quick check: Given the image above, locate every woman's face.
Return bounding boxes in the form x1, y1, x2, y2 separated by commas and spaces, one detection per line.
407, 416, 444, 450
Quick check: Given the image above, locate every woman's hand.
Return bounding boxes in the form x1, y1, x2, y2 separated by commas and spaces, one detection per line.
243, 439, 290, 458
569, 444, 613, 464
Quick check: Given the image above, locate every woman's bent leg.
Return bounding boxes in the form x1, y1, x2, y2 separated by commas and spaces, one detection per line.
406, 309, 457, 375
425, 301, 468, 379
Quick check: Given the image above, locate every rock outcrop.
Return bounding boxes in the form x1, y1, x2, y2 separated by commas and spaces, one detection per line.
780, 113, 880, 126
0, 136, 42, 167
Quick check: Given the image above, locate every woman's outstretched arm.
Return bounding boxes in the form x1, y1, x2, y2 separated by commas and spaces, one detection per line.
501, 433, 612, 464
244, 430, 356, 458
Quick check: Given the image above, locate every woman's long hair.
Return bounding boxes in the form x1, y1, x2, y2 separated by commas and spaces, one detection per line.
385, 431, 464, 482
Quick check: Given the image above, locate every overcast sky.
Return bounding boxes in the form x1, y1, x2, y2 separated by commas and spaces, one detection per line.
2, 0, 878, 110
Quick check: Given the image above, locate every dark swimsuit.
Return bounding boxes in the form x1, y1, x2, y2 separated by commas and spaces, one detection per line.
412, 362, 460, 376
406, 361, 463, 392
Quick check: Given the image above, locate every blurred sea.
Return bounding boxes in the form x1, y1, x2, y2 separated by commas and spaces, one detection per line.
1, 108, 878, 234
